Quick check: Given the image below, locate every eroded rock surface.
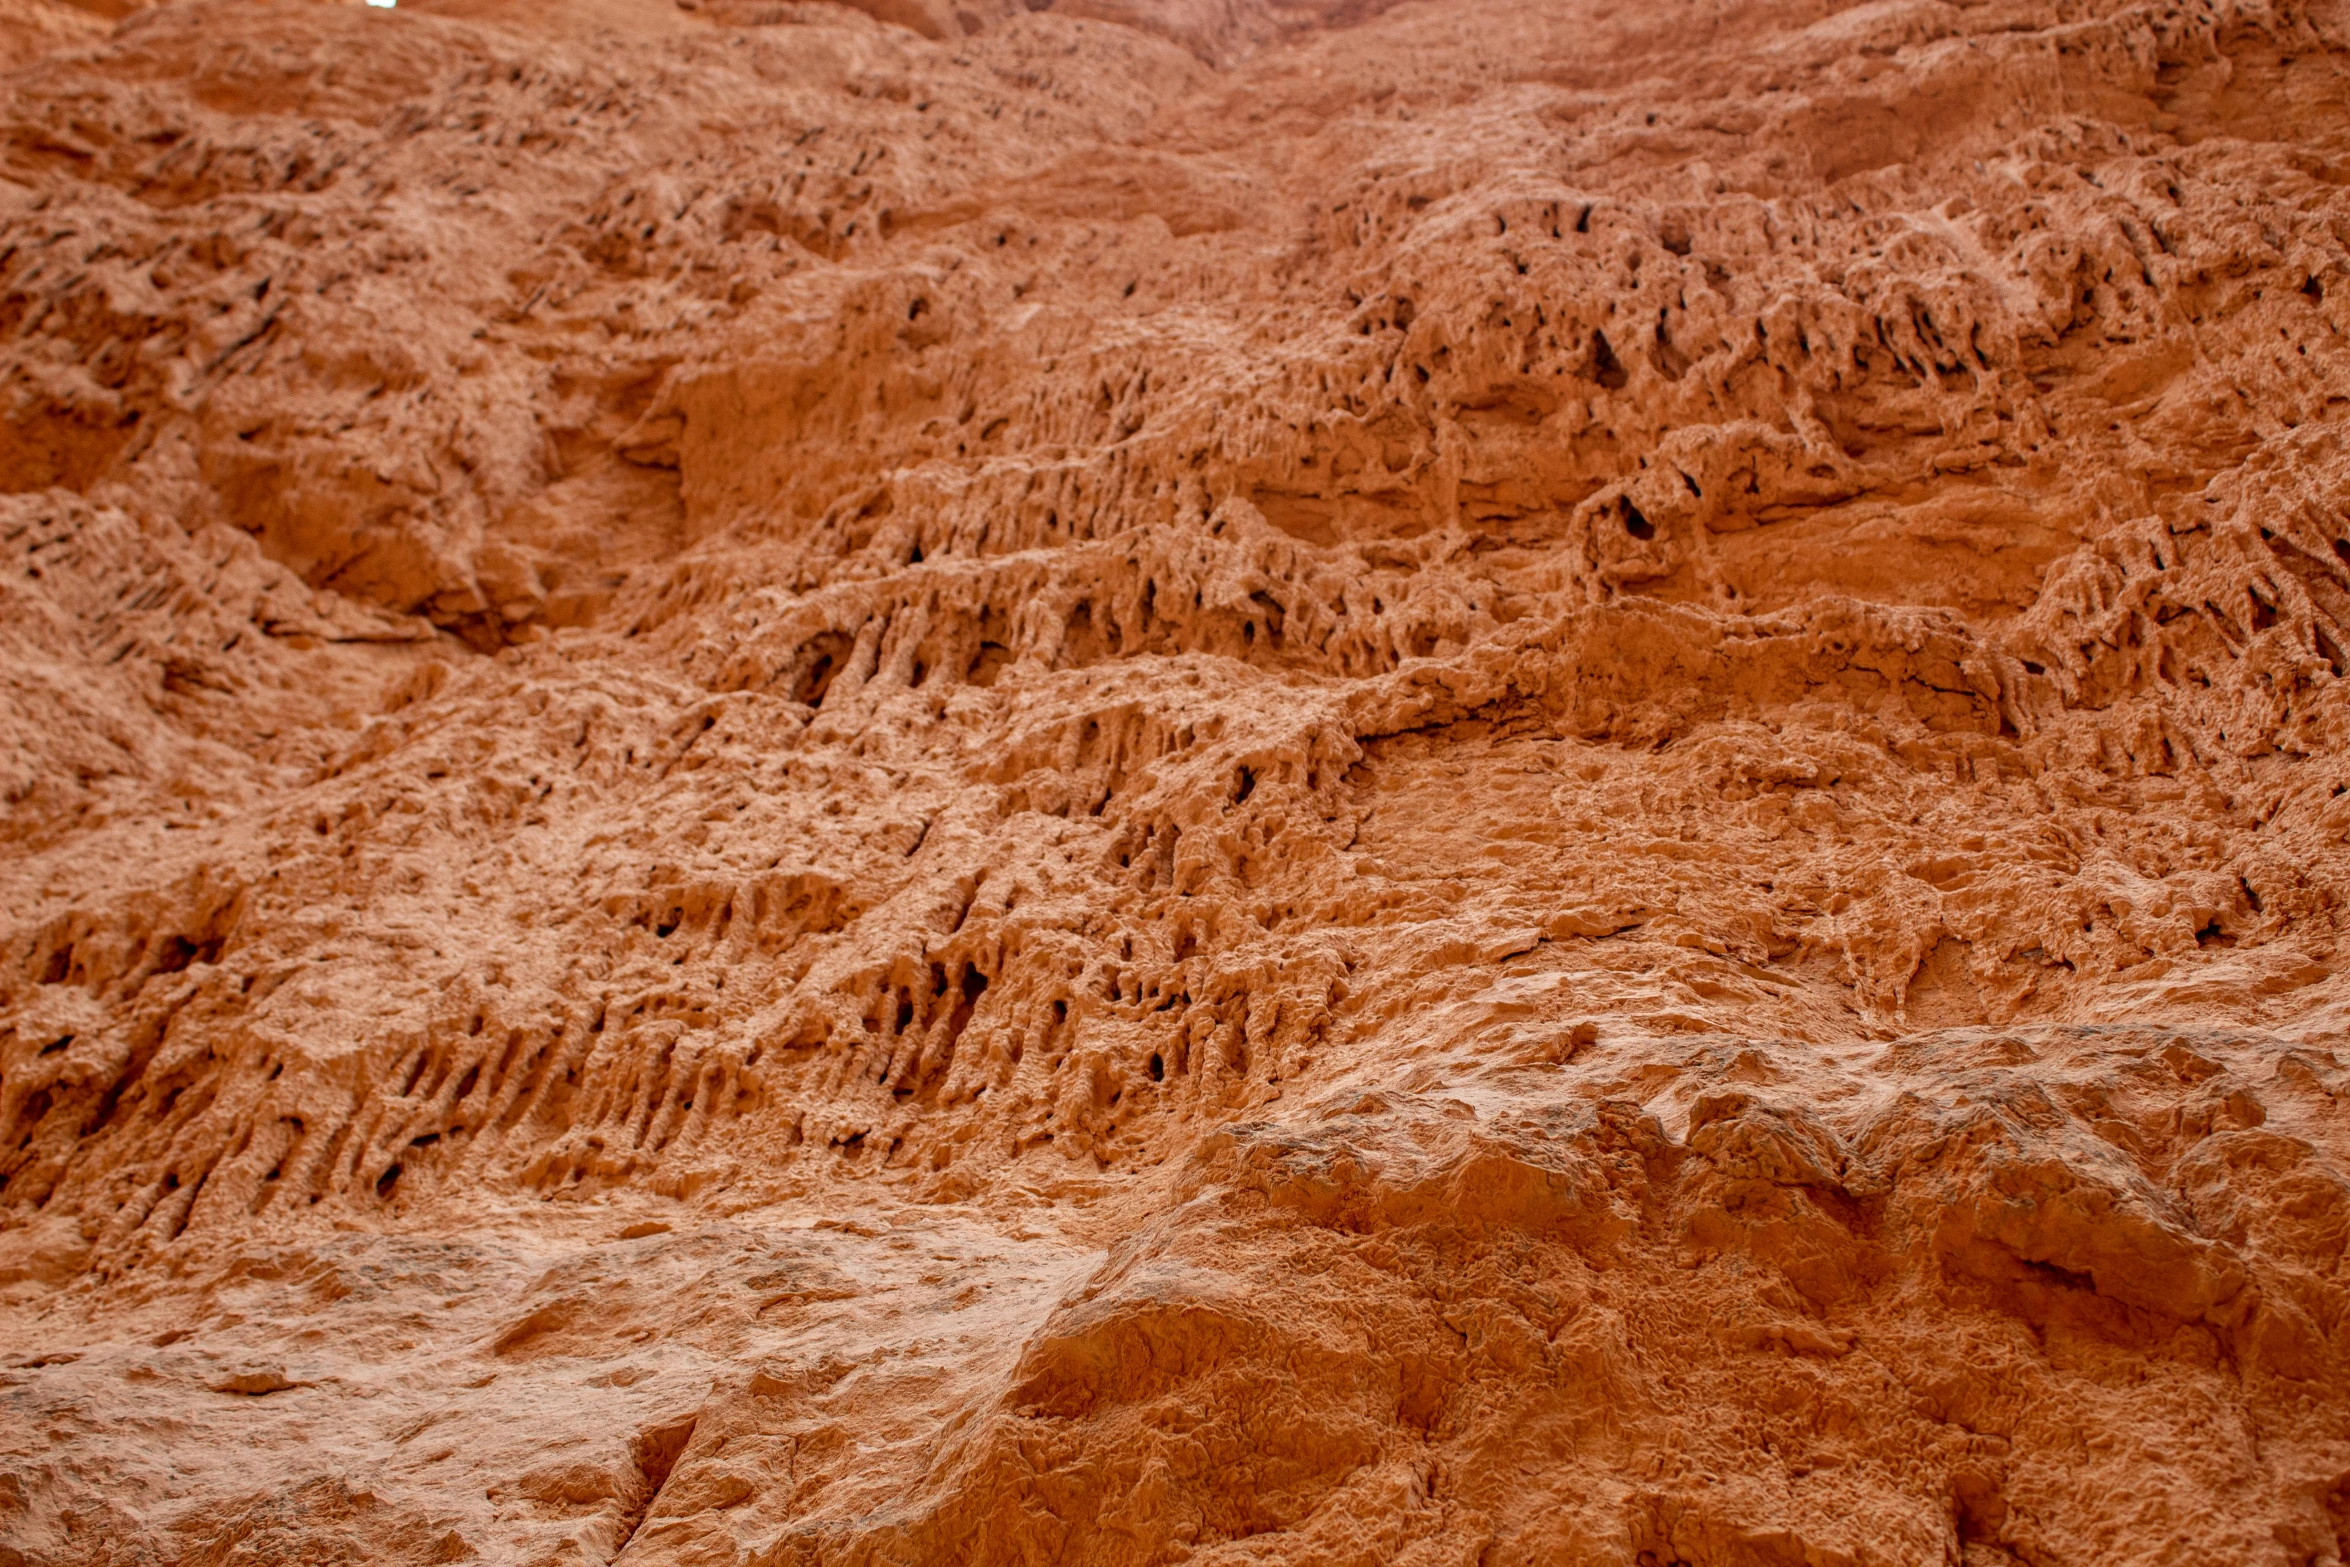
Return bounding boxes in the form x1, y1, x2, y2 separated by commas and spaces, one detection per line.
4, 0, 2350, 1562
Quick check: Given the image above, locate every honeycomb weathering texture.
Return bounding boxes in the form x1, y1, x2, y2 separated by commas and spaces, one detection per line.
3, 0, 2350, 1560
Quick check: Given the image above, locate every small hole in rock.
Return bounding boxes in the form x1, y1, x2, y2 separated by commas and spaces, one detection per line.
1589, 330, 1628, 391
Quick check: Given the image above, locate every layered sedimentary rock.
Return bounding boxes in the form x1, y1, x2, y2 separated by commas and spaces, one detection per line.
3, 0, 2350, 1561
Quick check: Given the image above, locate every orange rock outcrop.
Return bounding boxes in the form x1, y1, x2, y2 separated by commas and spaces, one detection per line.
4, 0, 2350, 1562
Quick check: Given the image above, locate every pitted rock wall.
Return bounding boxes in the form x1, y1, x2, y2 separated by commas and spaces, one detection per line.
3, 1, 2350, 1564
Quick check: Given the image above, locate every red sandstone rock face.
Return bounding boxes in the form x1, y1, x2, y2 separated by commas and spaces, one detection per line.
4, 0, 2350, 1562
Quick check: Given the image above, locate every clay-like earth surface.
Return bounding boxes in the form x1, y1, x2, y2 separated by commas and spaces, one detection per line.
4, 0, 2350, 1561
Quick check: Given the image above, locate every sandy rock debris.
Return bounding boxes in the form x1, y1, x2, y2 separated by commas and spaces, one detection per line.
4, 0, 2350, 1561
